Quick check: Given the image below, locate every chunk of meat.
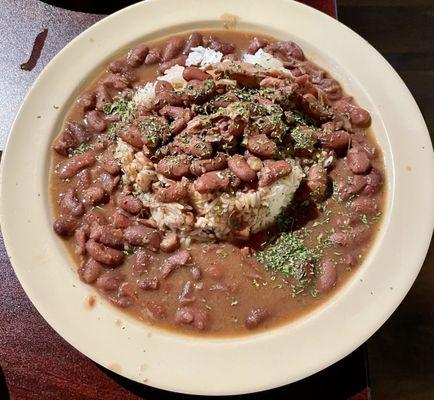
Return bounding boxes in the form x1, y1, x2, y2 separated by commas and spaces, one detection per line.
112, 210, 132, 229
208, 38, 235, 55
144, 48, 161, 65
119, 125, 145, 149
174, 306, 209, 330
76, 93, 96, 116
228, 154, 257, 182
124, 225, 161, 251
194, 170, 230, 193
246, 37, 269, 54
247, 134, 277, 158
95, 84, 112, 110
53, 122, 91, 156
363, 169, 382, 195
160, 249, 191, 278
258, 160, 292, 187
160, 232, 179, 253
98, 172, 120, 193
245, 307, 270, 329
56, 151, 96, 179
85, 239, 124, 266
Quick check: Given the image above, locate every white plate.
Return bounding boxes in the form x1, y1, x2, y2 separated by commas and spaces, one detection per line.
1, 0, 433, 395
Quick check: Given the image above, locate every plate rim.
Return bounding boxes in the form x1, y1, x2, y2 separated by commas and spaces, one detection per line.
1, 0, 433, 395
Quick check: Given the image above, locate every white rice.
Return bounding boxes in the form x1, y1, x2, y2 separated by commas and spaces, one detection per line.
157, 64, 186, 89
186, 46, 223, 68
132, 82, 156, 109
242, 48, 285, 71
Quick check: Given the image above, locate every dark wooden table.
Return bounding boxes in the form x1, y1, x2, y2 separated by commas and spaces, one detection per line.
0, 1, 432, 399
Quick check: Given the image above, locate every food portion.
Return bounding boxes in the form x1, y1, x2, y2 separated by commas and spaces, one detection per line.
50, 30, 385, 335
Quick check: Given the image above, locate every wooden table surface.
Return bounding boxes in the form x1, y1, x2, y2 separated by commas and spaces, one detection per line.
0, 1, 432, 399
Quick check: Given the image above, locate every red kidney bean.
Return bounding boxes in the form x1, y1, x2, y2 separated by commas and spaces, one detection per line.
363, 169, 382, 195
175, 135, 212, 159
341, 174, 368, 200
316, 129, 350, 151
228, 154, 257, 182
159, 55, 187, 74
194, 170, 230, 193
76, 169, 92, 190
82, 186, 108, 207
147, 301, 167, 320
56, 151, 96, 179
183, 66, 211, 81
95, 84, 112, 110
190, 153, 227, 176
245, 307, 270, 329
183, 79, 216, 102
53, 122, 91, 156
53, 216, 78, 237
154, 80, 184, 106
78, 258, 103, 284
100, 73, 130, 90
208, 38, 235, 55
275, 40, 304, 61
111, 210, 132, 229
258, 160, 292, 187
95, 271, 124, 292
246, 37, 269, 54
156, 154, 191, 179
77, 93, 96, 116
331, 225, 370, 247
98, 172, 120, 194
144, 48, 161, 65
315, 78, 342, 101
245, 155, 263, 172
86, 239, 124, 266
85, 110, 107, 132
74, 227, 87, 255
306, 164, 328, 200
124, 225, 161, 251
183, 32, 203, 54
119, 125, 145, 149
174, 306, 209, 330
155, 182, 189, 203
349, 196, 380, 216
127, 43, 149, 67
139, 276, 159, 291
58, 188, 84, 217
160, 250, 191, 278
119, 194, 142, 215
90, 224, 124, 249
350, 107, 371, 127
347, 148, 371, 174
247, 134, 277, 158
316, 259, 337, 293
101, 146, 121, 175
162, 37, 185, 62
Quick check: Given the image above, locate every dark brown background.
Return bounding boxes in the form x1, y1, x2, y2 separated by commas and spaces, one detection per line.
0, 1, 433, 399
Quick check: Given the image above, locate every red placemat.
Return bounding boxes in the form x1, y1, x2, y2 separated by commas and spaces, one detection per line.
0, 1, 370, 399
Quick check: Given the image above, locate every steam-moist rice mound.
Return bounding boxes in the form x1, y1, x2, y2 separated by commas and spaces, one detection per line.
115, 139, 303, 241
110, 48, 339, 242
